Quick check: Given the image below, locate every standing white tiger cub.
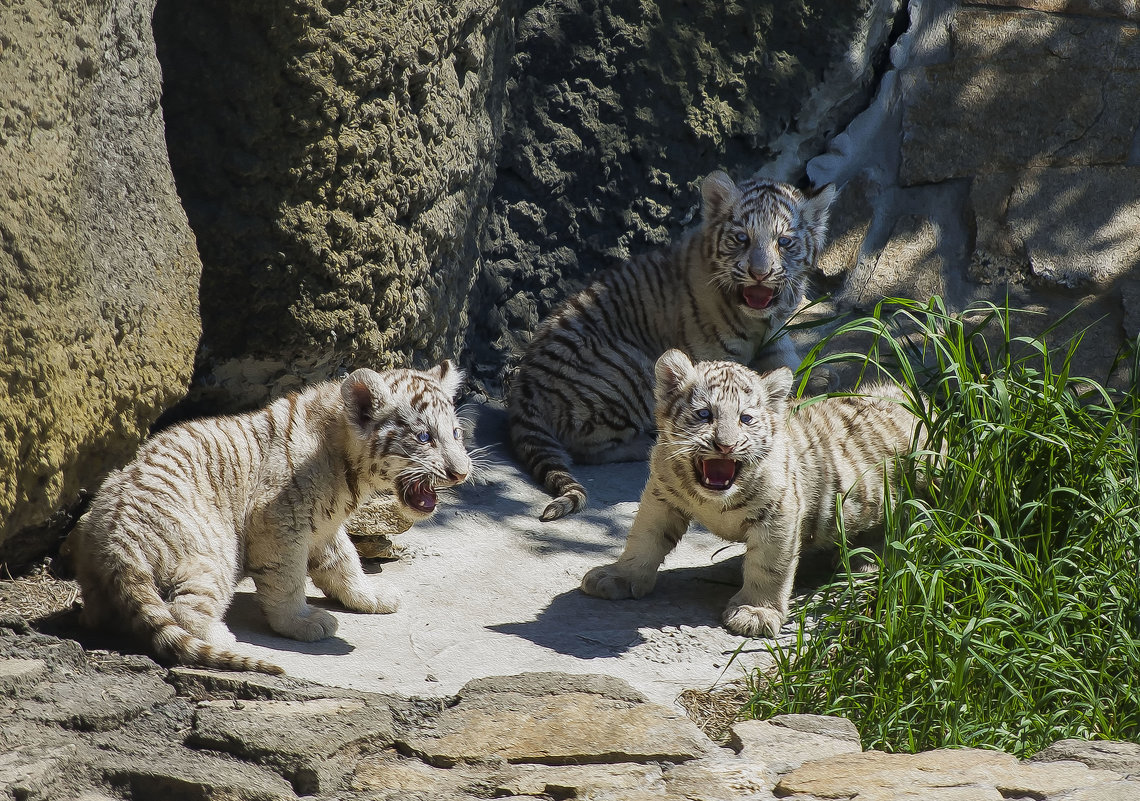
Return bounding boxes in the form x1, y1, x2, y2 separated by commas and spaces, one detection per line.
69, 363, 471, 674
581, 350, 926, 638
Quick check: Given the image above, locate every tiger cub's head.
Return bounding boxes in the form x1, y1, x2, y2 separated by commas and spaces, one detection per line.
654, 350, 792, 500
699, 170, 836, 319
340, 362, 472, 518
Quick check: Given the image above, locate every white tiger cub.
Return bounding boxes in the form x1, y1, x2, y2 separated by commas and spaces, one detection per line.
581, 350, 926, 638
509, 171, 837, 522
68, 363, 471, 674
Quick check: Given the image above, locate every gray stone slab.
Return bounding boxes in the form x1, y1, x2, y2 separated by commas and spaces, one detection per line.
0, 742, 83, 801
1050, 779, 1140, 800
774, 748, 1123, 801
728, 719, 862, 776
0, 657, 46, 694
899, 8, 1140, 185
188, 696, 395, 794
398, 684, 712, 768
1032, 738, 1140, 775
766, 714, 861, 745
98, 749, 295, 801
12, 670, 175, 731
1006, 166, 1140, 288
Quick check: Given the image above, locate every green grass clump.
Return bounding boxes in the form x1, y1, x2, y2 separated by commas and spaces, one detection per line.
745, 298, 1140, 756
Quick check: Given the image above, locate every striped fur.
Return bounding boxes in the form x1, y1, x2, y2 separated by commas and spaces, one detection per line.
508, 170, 837, 521
68, 363, 471, 674
581, 350, 926, 638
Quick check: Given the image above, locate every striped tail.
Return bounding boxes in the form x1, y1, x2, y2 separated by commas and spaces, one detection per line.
115, 566, 285, 675
509, 412, 588, 521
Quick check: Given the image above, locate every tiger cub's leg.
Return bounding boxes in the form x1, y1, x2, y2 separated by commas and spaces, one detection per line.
722, 520, 801, 638
167, 568, 238, 648
309, 526, 400, 614
248, 530, 339, 642
581, 489, 689, 599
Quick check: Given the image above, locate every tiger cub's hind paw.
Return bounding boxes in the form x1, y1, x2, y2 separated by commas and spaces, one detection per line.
580, 563, 656, 600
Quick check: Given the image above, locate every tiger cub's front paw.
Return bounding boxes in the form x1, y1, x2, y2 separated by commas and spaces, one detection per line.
271, 605, 339, 642
580, 563, 656, 600
722, 601, 786, 638
361, 585, 401, 614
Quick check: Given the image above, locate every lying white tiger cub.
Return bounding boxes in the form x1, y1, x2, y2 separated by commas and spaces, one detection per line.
581, 349, 926, 638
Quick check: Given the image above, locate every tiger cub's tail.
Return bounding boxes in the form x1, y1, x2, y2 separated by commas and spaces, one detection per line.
111, 563, 285, 675
508, 410, 587, 521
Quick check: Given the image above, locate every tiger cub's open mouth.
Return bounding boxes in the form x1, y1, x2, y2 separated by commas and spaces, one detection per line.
398, 477, 438, 513
698, 457, 737, 491
740, 284, 776, 310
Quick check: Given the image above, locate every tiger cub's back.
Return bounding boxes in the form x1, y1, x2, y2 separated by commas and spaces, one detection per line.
786, 384, 927, 548
509, 170, 837, 521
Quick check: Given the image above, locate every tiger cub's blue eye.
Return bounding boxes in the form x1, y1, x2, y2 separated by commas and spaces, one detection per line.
695, 408, 712, 421
734, 232, 749, 245
740, 413, 753, 424
777, 236, 793, 249
453, 427, 462, 440
417, 431, 432, 444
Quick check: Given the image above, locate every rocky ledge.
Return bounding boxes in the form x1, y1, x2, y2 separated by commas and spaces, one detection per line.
2, 620, 1138, 801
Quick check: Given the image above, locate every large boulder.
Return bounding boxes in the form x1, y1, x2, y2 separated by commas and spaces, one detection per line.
154, 0, 516, 411
811, 0, 1140, 379
0, 0, 202, 568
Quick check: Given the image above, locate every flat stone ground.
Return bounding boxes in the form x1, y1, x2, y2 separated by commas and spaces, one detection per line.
226, 402, 794, 709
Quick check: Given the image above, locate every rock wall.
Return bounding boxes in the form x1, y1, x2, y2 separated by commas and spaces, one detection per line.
154, 0, 903, 406
810, 0, 1140, 379
154, 0, 515, 412
465, 0, 901, 390
0, 0, 202, 568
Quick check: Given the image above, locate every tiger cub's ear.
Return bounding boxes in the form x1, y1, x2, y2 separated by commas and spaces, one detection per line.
761, 367, 795, 408
430, 359, 465, 399
342, 369, 390, 431
655, 349, 696, 403
700, 170, 741, 224
799, 183, 838, 237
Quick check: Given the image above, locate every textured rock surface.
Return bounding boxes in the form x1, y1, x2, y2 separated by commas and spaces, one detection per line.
154, 0, 515, 411
810, 0, 1140, 382
729, 716, 862, 776
2, 621, 1134, 801
0, 0, 202, 567
465, 0, 898, 391
398, 691, 711, 768
151, 0, 902, 404
775, 748, 1125, 801
1032, 738, 1140, 775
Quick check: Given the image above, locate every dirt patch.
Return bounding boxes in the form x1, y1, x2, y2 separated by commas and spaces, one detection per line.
0, 559, 78, 623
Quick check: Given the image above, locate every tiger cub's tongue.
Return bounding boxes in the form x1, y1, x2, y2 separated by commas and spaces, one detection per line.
742, 285, 775, 309
699, 458, 737, 490
406, 480, 438, 512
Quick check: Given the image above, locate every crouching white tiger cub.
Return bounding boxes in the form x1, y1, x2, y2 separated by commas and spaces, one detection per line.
68, 363, 471, 674
509, 170, 837, 522
581, 350, 926, 638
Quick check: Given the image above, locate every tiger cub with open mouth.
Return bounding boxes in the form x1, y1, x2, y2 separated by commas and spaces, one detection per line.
581, 350, 926, 638
508, 170, 836, 521
68, 363, 471, 674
